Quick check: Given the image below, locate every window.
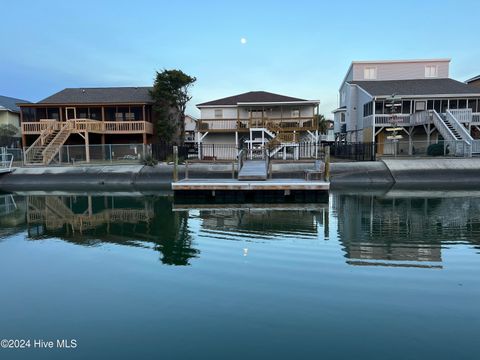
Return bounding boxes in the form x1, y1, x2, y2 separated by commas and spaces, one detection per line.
427, 100, 434, 110
425, 65, 438, 78
415, 101, 426, 112
214, 109, 223, 118
402, 100, 412, 114
449, 99, 458, 109
375, 101, 384, 114
341, 90, 346, 103
364, 67, 377, 80
458, 99, 467, 109
291, 109, 300, 118
468, 99, 478, 112
340, 113, 345, 123
363, 101, 373, 117
434, 100, 441, 113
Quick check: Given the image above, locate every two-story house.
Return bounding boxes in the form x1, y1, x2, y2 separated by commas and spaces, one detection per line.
196, 91, 320, 160
17, 87, 155, 165
333, 59, 480, 156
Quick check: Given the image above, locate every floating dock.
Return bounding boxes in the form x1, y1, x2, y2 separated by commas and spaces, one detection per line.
172, 179, 330, 203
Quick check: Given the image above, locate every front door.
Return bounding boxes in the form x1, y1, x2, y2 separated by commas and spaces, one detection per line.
65, 107, 76, 120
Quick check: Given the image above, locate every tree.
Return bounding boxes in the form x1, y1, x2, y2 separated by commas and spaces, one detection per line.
150, 69, 196, 143
314, 114, 329, 134
0, 124, 18, 147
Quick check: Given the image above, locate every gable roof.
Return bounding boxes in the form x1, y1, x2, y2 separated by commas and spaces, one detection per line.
466, 75, 480, 83
197, 91, 311, 107
349, 78, 480, 97
31, 87, 154, 105
0, 95, 30, 112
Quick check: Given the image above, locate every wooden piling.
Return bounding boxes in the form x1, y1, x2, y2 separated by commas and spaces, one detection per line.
173, 146, 178, 182
324, 146, 330, 181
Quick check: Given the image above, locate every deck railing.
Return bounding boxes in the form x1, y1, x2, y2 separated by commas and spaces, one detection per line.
449, 109, 473, 123
197, 116, 318, 132
373, 114, 411, 125
22, 119, 154, 135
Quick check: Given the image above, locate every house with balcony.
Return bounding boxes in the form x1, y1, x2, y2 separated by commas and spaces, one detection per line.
333, 59, 480, 156
17, 87, 155, 165
0, 95, 30, 148
196, 91, 321, 159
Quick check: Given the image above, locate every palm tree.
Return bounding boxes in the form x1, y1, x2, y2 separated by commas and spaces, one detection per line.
314, 114, 329, 134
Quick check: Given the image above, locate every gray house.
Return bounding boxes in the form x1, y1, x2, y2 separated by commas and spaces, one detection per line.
333, 59, 480, 156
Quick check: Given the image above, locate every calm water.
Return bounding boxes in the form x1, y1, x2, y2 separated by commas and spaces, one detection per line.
0, 191, 480, 359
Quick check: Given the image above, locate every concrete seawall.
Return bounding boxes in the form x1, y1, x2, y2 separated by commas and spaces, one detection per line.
1, 159, 480, 191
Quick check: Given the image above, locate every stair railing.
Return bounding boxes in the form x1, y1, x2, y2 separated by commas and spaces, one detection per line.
431, 110, 471, 157
24, 121, 56, 164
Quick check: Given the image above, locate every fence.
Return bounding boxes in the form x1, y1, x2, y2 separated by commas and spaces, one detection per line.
376, 140, 471, 157
330, 142, 376, 161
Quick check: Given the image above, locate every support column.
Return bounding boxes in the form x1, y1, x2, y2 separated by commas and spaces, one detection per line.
85, 131, 90, 163
142, 133, 147, 144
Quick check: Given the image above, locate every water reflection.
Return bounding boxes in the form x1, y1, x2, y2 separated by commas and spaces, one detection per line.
24, 194, 197, 266
332, 193, 480, 268
2, 192, 480, 269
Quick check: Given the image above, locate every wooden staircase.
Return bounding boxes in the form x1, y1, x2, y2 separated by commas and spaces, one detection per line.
441, 115, 463, 140
24, 122, 72, 165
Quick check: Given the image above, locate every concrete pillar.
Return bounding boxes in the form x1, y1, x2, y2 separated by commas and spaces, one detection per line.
85, 131, 90, 163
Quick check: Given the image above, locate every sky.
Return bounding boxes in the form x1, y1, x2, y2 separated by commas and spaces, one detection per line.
2, 0, 480, 118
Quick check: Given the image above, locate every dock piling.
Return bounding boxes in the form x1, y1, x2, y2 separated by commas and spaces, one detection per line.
173, 146, 178, 182
325, 146, 330, 181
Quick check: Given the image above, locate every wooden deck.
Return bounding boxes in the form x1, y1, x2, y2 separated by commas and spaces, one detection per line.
172, 179, 330, 191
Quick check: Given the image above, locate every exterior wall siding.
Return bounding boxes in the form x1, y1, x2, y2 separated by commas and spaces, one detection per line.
352, 60, 450, 81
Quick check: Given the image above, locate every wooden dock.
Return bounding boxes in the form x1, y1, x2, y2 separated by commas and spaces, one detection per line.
172, 179, 329, 191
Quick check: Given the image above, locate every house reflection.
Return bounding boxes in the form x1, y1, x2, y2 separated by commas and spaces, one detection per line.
26, 195, 198, 266
176, 203, 330, 240
332, 194, 480, 268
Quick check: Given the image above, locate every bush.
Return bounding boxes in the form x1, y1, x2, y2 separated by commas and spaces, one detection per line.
141, 154, 158, 166
427, 142, 449, 156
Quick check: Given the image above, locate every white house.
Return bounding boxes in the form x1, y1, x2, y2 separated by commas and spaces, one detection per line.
333, 59, 480, 156
196, 91, 321, 159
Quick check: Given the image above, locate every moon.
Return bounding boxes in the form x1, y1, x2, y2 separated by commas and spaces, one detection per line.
240, 37, 247, 44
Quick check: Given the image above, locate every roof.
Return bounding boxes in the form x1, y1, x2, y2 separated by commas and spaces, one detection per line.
348, 78, 480, 97
332, 106, 346, 113
0, 95, 30, 112
466, 75, 480, 83
30, 87, 154, 105
197, 91, 311, 107
351, 58, 450, 65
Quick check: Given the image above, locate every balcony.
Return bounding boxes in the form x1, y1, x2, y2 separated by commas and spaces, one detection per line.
22, 119, 154, 135
197, 116, 319, 132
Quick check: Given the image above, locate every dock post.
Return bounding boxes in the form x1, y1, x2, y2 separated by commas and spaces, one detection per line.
173, 146, 178, 182
325, 146, 330, 181
185, 160, 189, 180
232, 161, 235, 179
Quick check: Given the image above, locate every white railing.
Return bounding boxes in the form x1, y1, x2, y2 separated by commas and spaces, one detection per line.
0, 149, 14, 172
446, 110, 473, 142
449, 109, 472, 123
472, 140, 480, 154
431, 110, 471, 157
472, 113, 480, 124
410, 111, 430, 125
374, 114, 411, 125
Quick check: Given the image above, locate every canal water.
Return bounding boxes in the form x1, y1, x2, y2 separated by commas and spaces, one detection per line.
0, 191, 479, 359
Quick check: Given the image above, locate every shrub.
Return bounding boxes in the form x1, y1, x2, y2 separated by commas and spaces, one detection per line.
141, 154, 158, 166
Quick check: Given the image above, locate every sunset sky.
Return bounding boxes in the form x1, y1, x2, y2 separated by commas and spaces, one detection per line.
2, 0, 479, 117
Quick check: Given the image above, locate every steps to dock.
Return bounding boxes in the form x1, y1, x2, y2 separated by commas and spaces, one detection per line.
238, 160, 268, 180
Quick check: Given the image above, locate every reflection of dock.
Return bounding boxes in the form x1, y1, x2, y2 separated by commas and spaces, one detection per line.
172, 202, 328, 211
27, 195, 153, 232
0, 195, 17, 216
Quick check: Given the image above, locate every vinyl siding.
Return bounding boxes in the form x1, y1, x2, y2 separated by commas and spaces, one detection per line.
352, 61, 449, 81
